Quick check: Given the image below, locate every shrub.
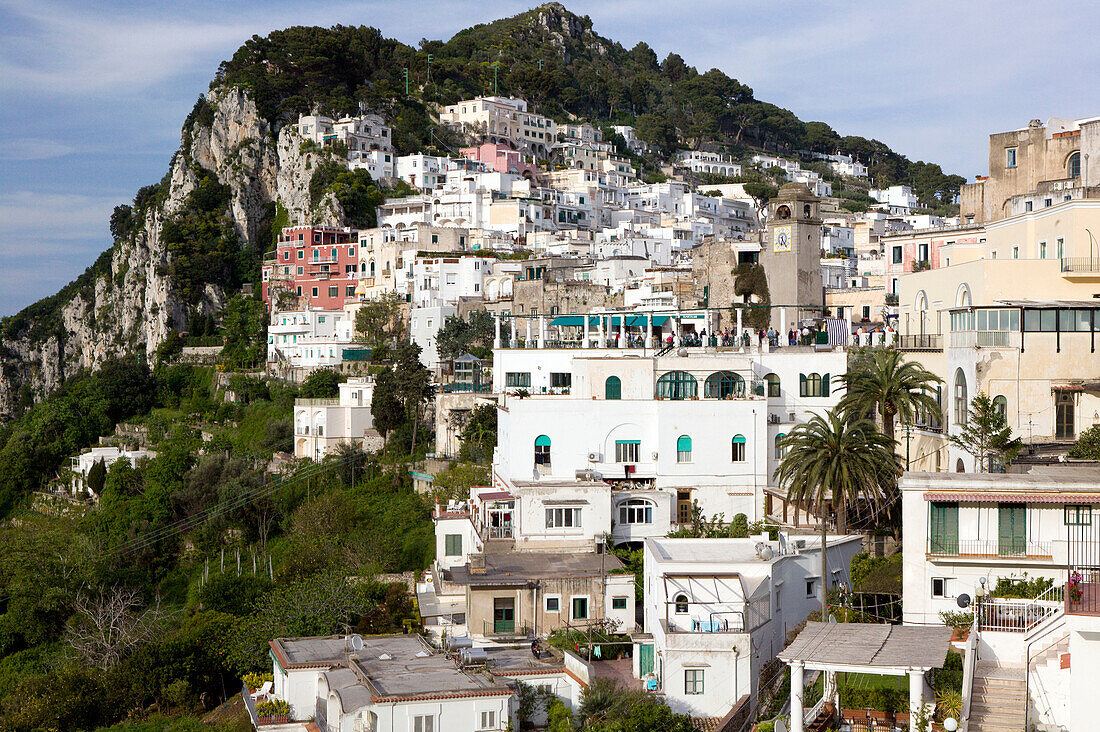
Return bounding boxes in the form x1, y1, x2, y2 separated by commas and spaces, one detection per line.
255, 699, 290, 717
938, 610, 973, 631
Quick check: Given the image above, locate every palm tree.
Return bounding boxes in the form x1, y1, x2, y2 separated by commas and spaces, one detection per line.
840, 347, 943, 449
775, 410, 902, 615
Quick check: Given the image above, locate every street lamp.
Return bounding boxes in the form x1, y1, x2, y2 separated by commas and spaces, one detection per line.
944, 718, 959, 731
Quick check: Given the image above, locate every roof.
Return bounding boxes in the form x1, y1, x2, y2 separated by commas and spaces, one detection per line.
270, 636, 346, 669
993, 299, 1100, 309
646, 535, 863, 567
902, 468, 1100, 497
450, 551, 624, 587
779, 622, 951, 670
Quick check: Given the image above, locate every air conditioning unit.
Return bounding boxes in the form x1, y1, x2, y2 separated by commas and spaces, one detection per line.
587, 452, 599, 462
768, 413, 780, 425
788, 412, 796, 422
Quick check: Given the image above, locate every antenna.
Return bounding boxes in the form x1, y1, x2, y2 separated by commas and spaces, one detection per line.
350, 634, 364, 652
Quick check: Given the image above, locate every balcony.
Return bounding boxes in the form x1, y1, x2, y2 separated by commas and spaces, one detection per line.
1061, 257, 1100, 278
949, 330, 1017, 349
896, 334, 942, 351
927, 538, 1053, 560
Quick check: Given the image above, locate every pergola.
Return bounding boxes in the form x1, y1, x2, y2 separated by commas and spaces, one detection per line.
778, 622, 952, 732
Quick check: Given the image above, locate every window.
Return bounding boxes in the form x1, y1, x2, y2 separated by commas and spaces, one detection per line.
413, 716, 435, 732
505, 372, 531, 388
612, 597, 628, 610
545, 596, 560, 612
892, 246, 902, 264
1068, 151, 1081, 179
775, 433, 786, 460
1057, 238, 1065, 260
297, 266, 304, 275
571, 596, 589, 620
953, 369, 968, 426
932, 577, 949, 598
330, 247, 337, 260
297, 249, 304, 259
615, 440, 640, 463
605, 376, 621, 400
328, 286, 338, 298
1065, 505, 1092, 526
534, 435, 551, 465
1006, 148, 1017, 168
992, 395, 1008, 420
1012, 246, 1019, 259
806, 579, 816, 597
684, 669, 705, 695
930, 501, 959, 554
731, 435, 746, 462
444, 534, 462, 556
546, 507, 581, 528
346, 285, 355, 297
348, 246, 355, 256
999, 503, 1026, 556
656, 371, 698, 399
674, 594, 689, 614
704, 371, 744, 398
479, 711, 496, 730
676, 435, 692, 463
764, 373, 781, 397
311, 287, 319, 297
799, 373, 830, 397
1025, 201, 1033, 212
550, 372, 572, 391
619, 498, 653, 525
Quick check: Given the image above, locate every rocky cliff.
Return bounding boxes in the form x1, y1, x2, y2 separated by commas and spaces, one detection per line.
0, 87, 341, 417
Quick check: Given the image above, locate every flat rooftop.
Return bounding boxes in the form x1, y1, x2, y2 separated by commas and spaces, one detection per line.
902, 467, 1100, 495
779, 621, 951, 671
450, 551, 624, 587
646, 535, 862, 566
482, 644, 565, 675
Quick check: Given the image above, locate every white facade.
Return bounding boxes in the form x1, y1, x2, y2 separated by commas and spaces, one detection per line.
69, 446, 156, 496
675, 150, 742, 178
640, 535, 862, 718
396, 154, 454, 190
349, 149, 395, 180
298, 113, 393, 158
410, 256, 493, 309
267, 308, 358, 368
827, 154, 869, 179
870, 185, 920, 213
292, 377, 375, 460
611, 125, 648, 154
439, 96, 556, 157
410, 304, 457, 369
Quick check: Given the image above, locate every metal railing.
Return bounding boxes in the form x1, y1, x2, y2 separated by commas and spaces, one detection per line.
481, 619, 530, 638
927, 538, 1052, 558
976, 589, 1062, 633
1061, 257, 1100, 273
896, 334, 942, 351
950, 330, 1016, 348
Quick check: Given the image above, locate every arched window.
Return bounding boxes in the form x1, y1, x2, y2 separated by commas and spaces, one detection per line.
369, 260, 376, 277
674, 593, 689, 614
677, 435, 692, 463
534, 435, 551, 465
799, 373, 830, 397
956, 458, 965, 473
1068, 151, 1081, 179
954, 369, 968, 426
731, 434, 746, 462
704, 371, 745, 399
993, 395, 1008, 420
619, 498, 654, 525
775, 433, 787, 460
605, 376, 622, 400
764, 373, 781, 398
656, 371, 698, 400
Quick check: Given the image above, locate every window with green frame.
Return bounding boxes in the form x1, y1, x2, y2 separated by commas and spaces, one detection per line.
764, 373, 781, 397
684, 669, 704, 695
612, 597, 628, 610
1065, 505, 1091, 526
704, 371, 744, 398
656, 371, 698, 399
444, 534, 462, 556
799, 372, 830, 397
929, 501, 959, 554
605, 375, 621, 400
731, 434, 746, 462
676, 435, 692, 463
998, 503, 1026, 556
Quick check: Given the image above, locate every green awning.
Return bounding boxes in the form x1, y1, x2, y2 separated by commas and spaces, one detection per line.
549, 315, 670, 327
535, 435, 552, 447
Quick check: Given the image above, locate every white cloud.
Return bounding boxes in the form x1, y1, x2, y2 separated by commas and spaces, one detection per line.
0, 190, 118, 239
1, 137, 77, 161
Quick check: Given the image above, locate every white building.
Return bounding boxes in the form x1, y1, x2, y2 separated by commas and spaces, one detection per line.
870, 185, 920, 214
675, 150, 742, 178
490, 333, 847, 526
827, 154, 869, 179
639, 534, 863, 718
395, 153, 455, 190
297, 113, 393, 158
611, 125, 648, 155
348, 149, 395, 180
411, 255, 493, 309
293, 377, 375, 460
267, 308, 358, 369
439, 96, 556, 158
410, 304, 457, 369
900, 468, 1100, 732
69, 446, 156, 496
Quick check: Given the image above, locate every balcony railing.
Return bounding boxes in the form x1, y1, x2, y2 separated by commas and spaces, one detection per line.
1061, 257, 1100, 273
976, 585, 1063, 632
896, 334, 942, 351
927, 538, 1052, 559
950, 330, 1016, 348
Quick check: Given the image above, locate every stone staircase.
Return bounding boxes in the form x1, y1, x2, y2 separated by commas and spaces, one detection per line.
970, 663, 1026, 732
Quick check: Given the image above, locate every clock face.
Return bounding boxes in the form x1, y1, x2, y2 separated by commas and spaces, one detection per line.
773, 225, 792, 253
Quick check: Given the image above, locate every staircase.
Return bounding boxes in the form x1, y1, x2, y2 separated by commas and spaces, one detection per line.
969, 663, 1026, 732
806, 702, 834, 732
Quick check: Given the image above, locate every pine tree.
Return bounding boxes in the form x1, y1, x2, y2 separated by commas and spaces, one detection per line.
948, 392, 1023, 472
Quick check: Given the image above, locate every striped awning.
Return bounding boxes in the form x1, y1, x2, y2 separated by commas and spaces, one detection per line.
548, 315, 671, 327
924, 492, 1097, 504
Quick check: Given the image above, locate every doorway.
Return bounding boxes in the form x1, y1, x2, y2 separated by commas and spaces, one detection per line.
1056, 392, 1075, 440
493, 597, 515, 634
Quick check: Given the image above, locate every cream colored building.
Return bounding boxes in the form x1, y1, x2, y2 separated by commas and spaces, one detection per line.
356, 224, 467, 300
897, 200, 1100, 472
439, 96, 556, 158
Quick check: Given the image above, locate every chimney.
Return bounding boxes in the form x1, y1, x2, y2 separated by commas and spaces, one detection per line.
470, 554, 486, 575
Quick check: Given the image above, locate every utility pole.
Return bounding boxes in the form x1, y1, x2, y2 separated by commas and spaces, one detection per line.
426, 54, 433, 84
905, 420, 911, 470
403, 68, 408, 96
492, 62, 500, 95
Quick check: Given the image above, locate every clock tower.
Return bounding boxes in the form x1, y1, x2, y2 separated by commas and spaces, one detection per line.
760, 183, 824, 332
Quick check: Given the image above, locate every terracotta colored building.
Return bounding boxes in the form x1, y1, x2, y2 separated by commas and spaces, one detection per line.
460, 142, 538, 179
261, 226, 361, 310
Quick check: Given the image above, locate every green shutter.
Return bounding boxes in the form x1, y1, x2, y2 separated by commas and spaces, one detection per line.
821, 373, 830, 397
535, 435, 551, 447
677, 435, 692, 453
999, 503, 1026, 556
445, 534, 462, 556
930, 502, 959, 554
605, 376, 621, 400
799, 374, 807, 397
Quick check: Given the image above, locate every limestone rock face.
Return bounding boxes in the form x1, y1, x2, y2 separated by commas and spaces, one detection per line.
0, 87, 328, 416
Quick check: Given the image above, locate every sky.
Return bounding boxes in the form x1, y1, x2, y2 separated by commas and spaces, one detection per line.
1, 0, 1097, 317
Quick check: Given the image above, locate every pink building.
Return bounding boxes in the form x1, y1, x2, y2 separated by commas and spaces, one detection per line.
261, 226, 361, 310
460, 143, 538, 179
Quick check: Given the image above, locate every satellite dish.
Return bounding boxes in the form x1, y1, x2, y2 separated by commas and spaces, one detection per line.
350, 634, 364, 651
956, 593, 972, 609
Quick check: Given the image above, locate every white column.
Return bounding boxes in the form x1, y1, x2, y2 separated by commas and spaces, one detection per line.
844, 306, 853, 342
618, 313, 627, 349
736, 307, 743, 343
526, 318, 533, 348
789, 661, 805, 732
598, 315, 605, 348
582, 313, 590, 349
493, 314, 502, 349
673, 317, 681, 347
537, 315, 545, 348
510, 318, 517, 348
644, 313, 652, 349
909, 669, 925, 732
779, 307, 787, 338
